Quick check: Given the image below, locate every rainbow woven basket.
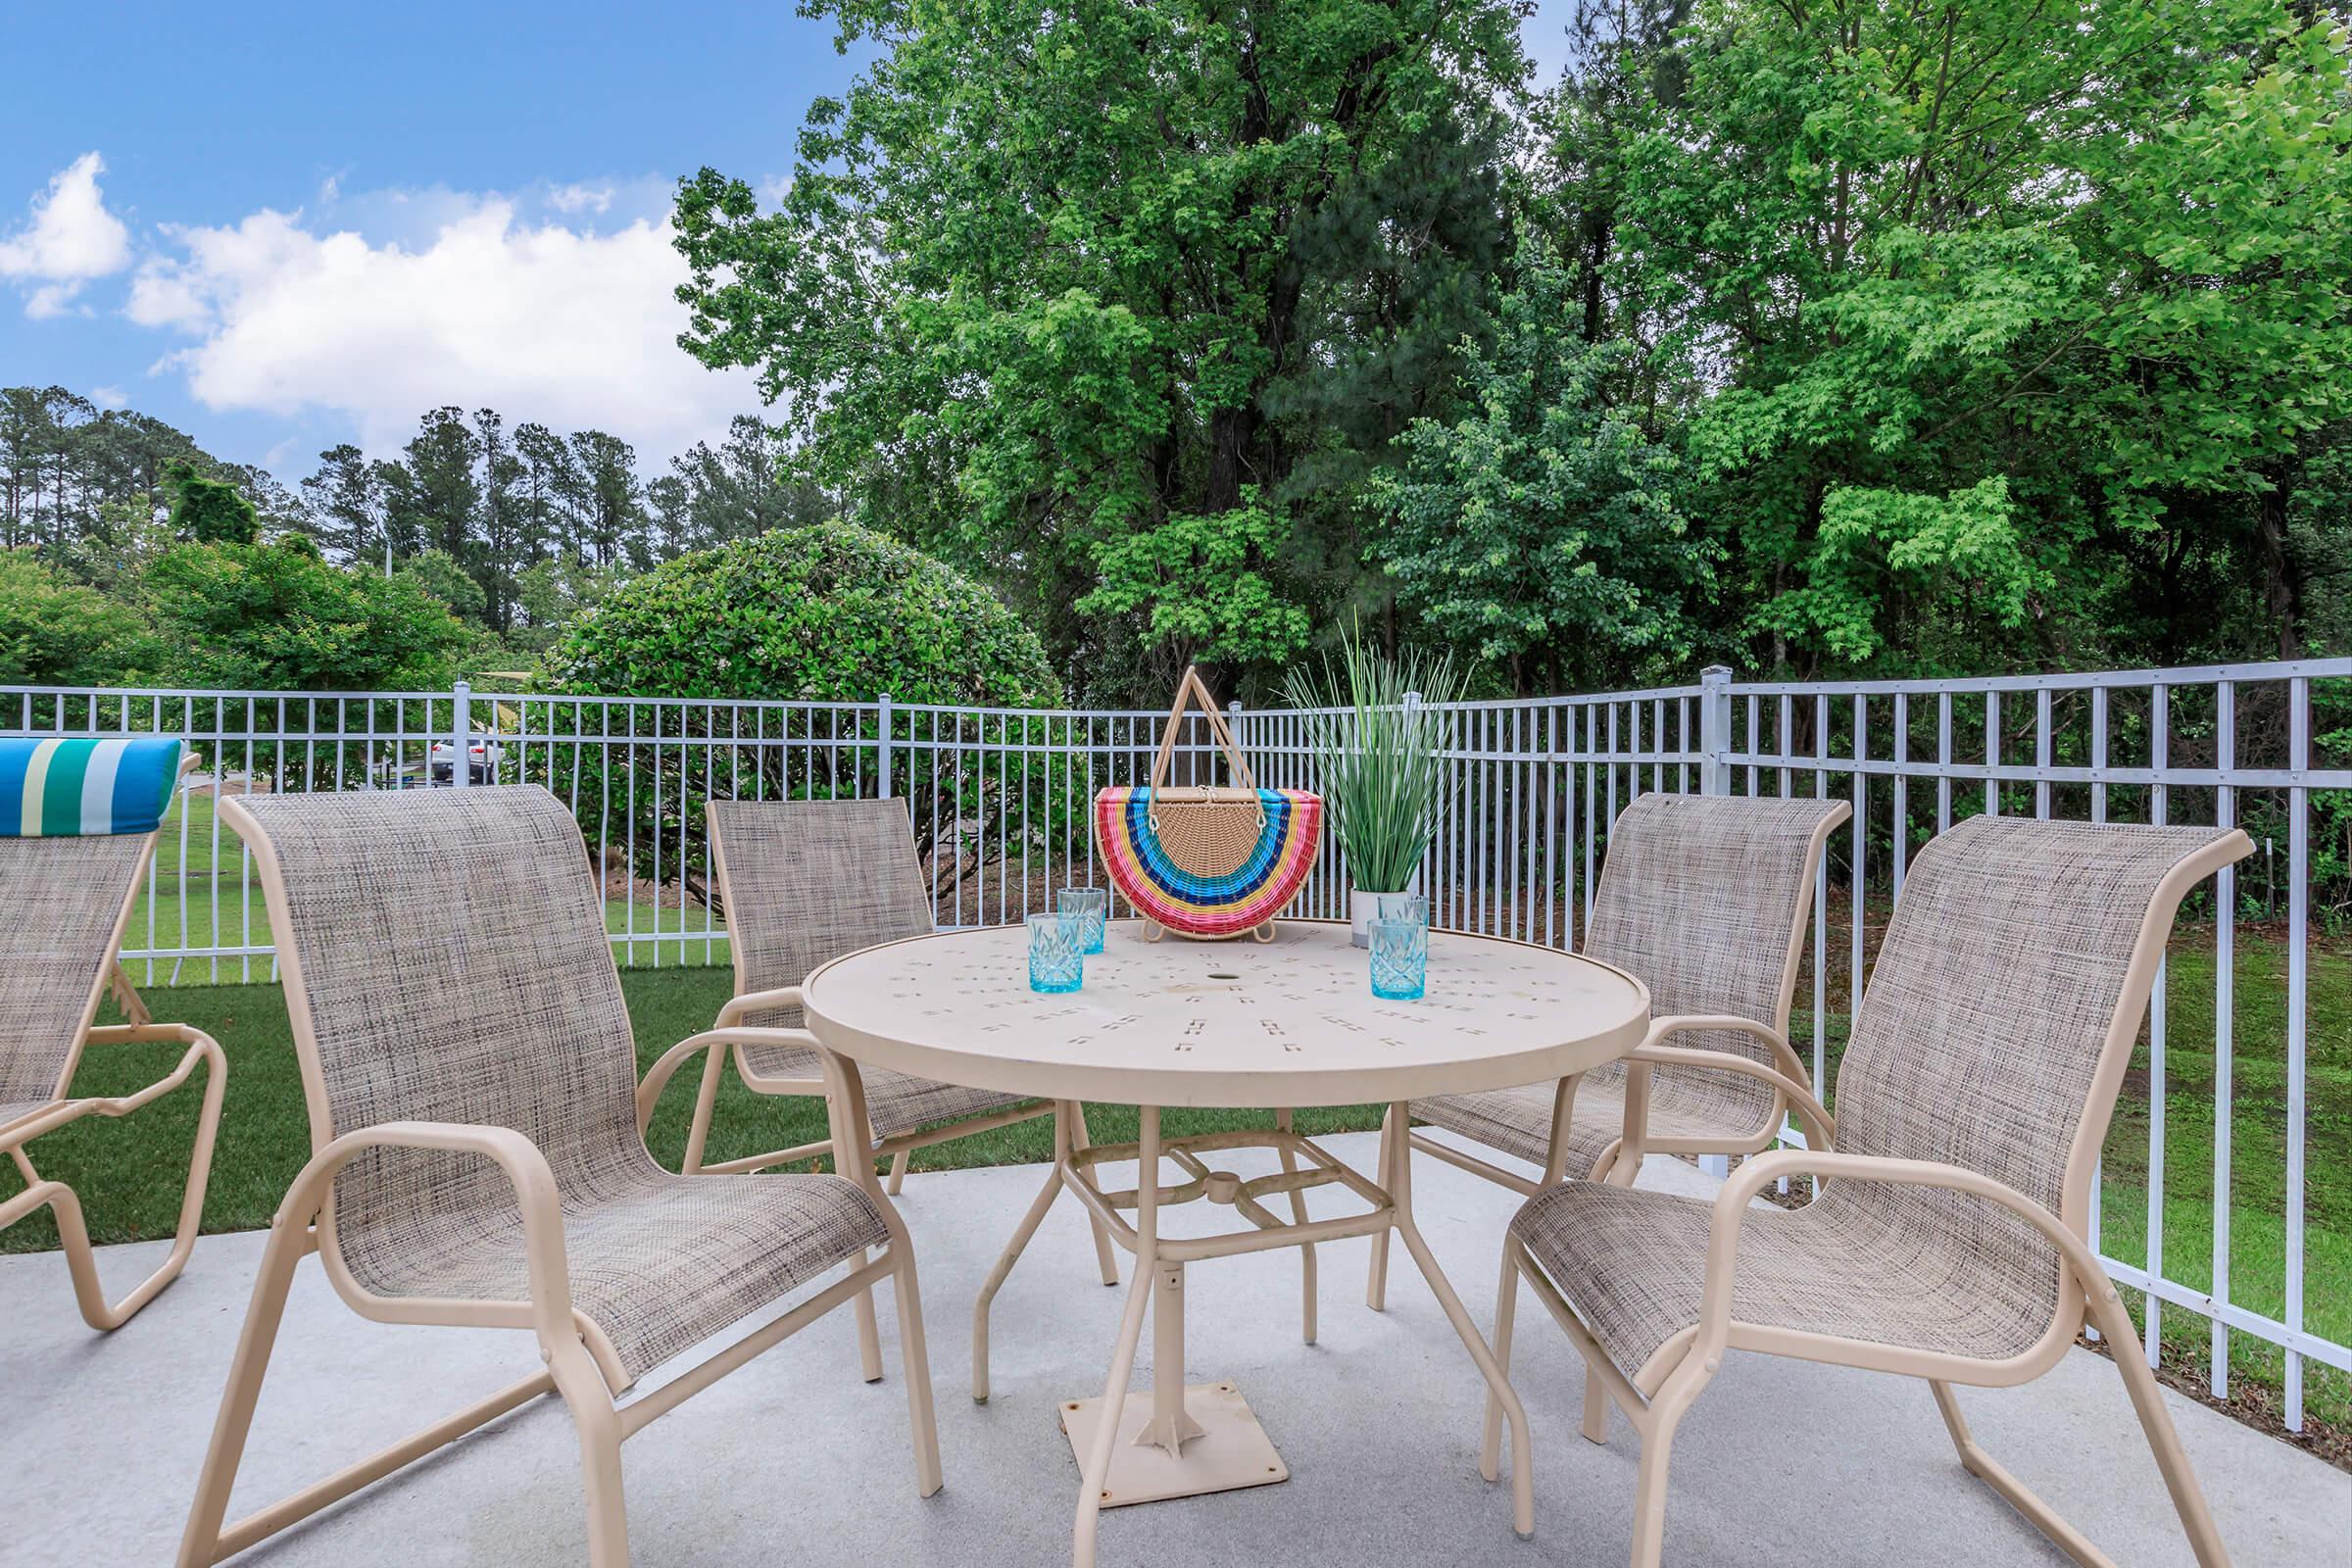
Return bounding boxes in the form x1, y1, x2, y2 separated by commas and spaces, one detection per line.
1095, 785, 1322, 939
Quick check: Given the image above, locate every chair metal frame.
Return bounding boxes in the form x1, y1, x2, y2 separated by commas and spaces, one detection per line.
1486, 825, 2249, 1568
1367, 797, 1849, 1306
175, 790, 941, 1568
1, 750, 224, 1330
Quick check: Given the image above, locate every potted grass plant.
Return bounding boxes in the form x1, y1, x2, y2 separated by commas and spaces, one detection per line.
1282, 626, 1466, 944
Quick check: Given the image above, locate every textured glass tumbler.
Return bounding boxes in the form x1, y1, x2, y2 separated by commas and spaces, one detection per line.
1027, 913, 1085, 994
1369, 917, 1427, 1001
1375, 893, 1429, 929
1058, 886, 1109, 954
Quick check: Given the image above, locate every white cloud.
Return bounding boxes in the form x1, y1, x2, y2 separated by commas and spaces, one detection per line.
89, 384, 127, 409
0, 153, 133, 317
126, 194, 760, 461
546, 182, 613, 215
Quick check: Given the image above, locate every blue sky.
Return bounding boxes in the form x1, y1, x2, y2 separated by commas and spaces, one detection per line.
0, 1, 1578, 479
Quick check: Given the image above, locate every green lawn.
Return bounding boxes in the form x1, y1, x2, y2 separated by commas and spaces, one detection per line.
10, 921, 2341, 1433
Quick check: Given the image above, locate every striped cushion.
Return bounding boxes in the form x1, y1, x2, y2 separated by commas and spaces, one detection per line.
0, 738, 184, 836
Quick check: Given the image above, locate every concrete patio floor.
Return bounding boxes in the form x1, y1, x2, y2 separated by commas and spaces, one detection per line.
5, 1130, 2345, 1567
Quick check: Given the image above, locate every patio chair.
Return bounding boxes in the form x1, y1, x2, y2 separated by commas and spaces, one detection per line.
1367, 792, 1850, 1309
177, 786, 940, 1568
1489, 815, 2248, 1568
675, 800, 1117, 1288
0, 737, 223, 1330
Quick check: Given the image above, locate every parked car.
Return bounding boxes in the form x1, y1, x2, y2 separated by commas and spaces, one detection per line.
428, 735, 507, 784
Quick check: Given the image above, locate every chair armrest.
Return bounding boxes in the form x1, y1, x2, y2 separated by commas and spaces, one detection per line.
285, 1120, 573, 1339
1641, 1013, 1812, 1091
1, 1024, 226, 1148
1614, 1014, 1822, 1180
714, 985, 805, 1028
637, 1020, 818, 1134
1624, 1043, 1836, 1152
73, 1023, 225, 1116
659, 1027, 890, 1198
1690, 1150, 2099, 1371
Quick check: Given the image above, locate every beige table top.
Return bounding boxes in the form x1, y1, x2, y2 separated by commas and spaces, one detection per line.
801, 918, 1649, 1109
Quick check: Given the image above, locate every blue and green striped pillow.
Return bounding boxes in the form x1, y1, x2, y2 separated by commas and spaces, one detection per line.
0, 738, 185, 837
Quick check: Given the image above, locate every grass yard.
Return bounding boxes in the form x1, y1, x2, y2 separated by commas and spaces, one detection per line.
7, 921, 2341, 1439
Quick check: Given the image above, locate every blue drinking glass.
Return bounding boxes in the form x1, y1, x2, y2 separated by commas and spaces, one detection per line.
1058, 886, 1109, 955
1375, 893, 1429, 929
1027, 913, 1085, 993
1369, 917, 1427, 1001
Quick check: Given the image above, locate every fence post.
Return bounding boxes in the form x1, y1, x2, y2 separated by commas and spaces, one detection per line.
877, 693, 894, 800
450, 679, 471, 789
1228, 699, 1244, 786
1698, 664, 1732, 796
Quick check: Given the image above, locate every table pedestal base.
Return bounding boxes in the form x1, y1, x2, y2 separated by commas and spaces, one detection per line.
1058, 1381, 1287, 1507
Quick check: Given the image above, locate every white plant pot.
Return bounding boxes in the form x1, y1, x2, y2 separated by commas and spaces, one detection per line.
1349, 887, 1384, 948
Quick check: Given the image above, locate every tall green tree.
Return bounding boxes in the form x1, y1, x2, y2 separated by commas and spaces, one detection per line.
1612, 0, 2352, 674
147, 535, 467, 690
1372, 252, 1700, 693
673, 0, 1533, 696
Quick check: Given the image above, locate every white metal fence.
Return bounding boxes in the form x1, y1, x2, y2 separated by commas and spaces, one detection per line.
8, 657, 2348, 1428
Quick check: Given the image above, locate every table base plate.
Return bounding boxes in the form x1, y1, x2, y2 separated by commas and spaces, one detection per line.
1058, 1381, 1288, 1507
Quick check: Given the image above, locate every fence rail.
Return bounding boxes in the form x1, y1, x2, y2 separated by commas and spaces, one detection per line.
6, 656, 2347, 1431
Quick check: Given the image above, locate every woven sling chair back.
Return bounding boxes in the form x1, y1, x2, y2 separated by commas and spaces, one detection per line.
709, 796, 933, 1039
236, 785, 645, 1183
1579, 792, 1851, 1118
225, 782, 902, 1390
0, 834, 153, 1119
1821, 814, 2241, 1356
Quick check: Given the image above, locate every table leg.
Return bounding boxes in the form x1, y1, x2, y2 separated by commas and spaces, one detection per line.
1074, 1107, 1160, 1568
1386, 1099, 1538, 1540
1069, 1102, 1120, 1287
1138, 1263, 1204, 1454
1063, 1106, 1288, 1567
1274, 1107, 1317, 1344
974, 1102, 1091, 1402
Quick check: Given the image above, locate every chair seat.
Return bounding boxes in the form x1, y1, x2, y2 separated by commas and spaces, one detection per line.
737, 1037, 1036, 1141
1414, 1078, 1763, 1177
1510, 1181, 2060, 1389
0, 1099, 57, 1135
337, 1162, 890, 1383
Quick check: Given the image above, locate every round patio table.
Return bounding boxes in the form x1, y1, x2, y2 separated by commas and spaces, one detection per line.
802, 917, 1648, 1567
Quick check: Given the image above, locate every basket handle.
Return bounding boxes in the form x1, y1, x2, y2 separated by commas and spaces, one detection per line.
1147, 665, 1259, 794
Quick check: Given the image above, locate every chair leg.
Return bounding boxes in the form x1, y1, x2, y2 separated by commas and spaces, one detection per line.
1628, 1361, 1712, 1568
1583, 1362, 1612, 1445
176, 1207, 311, 1567
891, 1243, 945, 1496
1365, 1105, 1396, 1310
886, 1150, 911, 1197
1069, 1102, 1119, 1287
2087, 1287, 2230, 1567
1481, 1238, 1522, 1483
16, 1034, 226, 1331
1927, 1284, 2232, 1568
547, 1338, 630, 1568
1274, 1107, 1316, 1345
853, 1248, 886, 1384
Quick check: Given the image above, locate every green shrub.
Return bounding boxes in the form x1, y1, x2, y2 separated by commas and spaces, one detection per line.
0, 549, 158, 684
545, 520, 1056, 706
539, 523, 1060, 898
